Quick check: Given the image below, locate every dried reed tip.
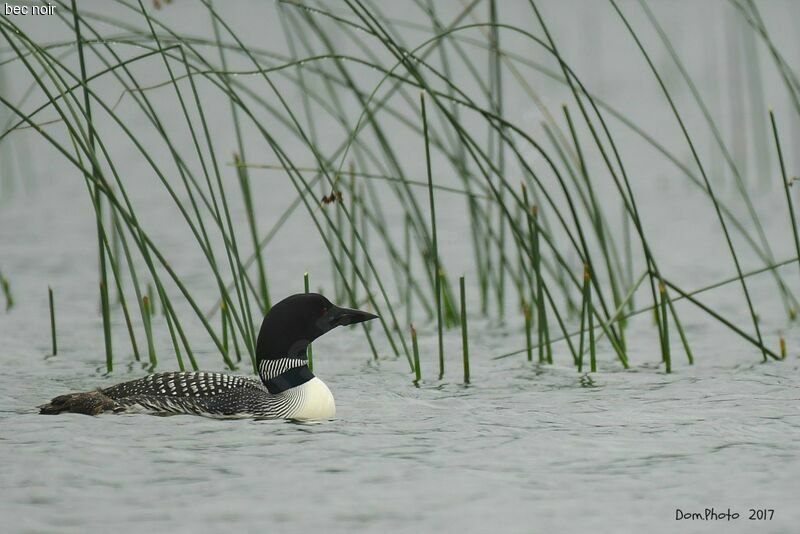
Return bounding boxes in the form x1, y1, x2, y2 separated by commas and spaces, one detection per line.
531, 204, 538, 217
410, 324, 417, 336
658, 281, 666, 293
583, 264, 590, 280
220, 300, 227, 312
779, 337, 786, 359
233, 152, 241, 165
142, 295, 150, 306
321, 190, 343, 205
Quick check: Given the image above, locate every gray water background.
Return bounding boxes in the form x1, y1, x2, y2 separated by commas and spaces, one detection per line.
1, 1, 800, 532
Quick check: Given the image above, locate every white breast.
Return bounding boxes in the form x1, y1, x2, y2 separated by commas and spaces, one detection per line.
290, 377, 336, 421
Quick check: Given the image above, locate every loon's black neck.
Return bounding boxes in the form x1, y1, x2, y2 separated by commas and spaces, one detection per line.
257, 356, 314, 394
263, 363, 314, 394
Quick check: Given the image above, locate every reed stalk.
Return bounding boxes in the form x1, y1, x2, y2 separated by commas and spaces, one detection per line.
460, 275, 470, 384
769, 110, 800, 296
235, 152, 271, 313
411, 324, 421, 385
0, 271, 11, 311
141, 295, 154, 368
221, 299, 229, 359
305, 271, 313, 372
659, 282, 671, 373
402, 216, 412, 324
578, 266, 589, 372
588, 288, 596, 373
524, 301, 533, 363
349, 172, 358, 308
147, 282, 156, 316
162, 294, 185, 371
71, 0, 113, 372
421, 91, 444, 379
48, 286, 57, 355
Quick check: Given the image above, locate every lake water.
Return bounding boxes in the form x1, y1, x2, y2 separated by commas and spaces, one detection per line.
1, 1, 799, 533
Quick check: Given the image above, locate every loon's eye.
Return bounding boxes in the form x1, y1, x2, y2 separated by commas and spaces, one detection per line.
320, 306, 328, 316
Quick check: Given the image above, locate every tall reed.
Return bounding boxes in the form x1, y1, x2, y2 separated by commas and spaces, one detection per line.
421, 91, 444, 379
0, 1, 792, 383
460, 275, 470, 384
0, 271, 12, 311
305, 271, 313, 372
48, 286, 57, 356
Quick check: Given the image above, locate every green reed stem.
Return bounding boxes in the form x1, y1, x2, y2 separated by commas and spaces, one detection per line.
588, 283, 596, 373
111, 216, 152, 365
235, 152, 271, 313
335, 184, 345, 303
305, 271, 314, 372
110, 208, 121, 302
360, 183, 372, 328
71, 0, 112, 371
0, 271, 11, 310
530, 206, 551, 364
162, 294, 185, 372
147, 282, 155, 316
349, 172, 358, 307
521, 183, 535, 312
421, 91, 444, 379
225, 299, 242, 363
659, 282, 671, 373
142, 294, 154, 368
769, 110, 800, 295
664, 289, 694, 365
48, 286, 56, 355
404, 215, 413, 326
100, 281, 112, 372
411, 324, 421, 385
221, 299, 229, 359
578, 267, 589, 372
524, 301, 533, 363
460, 275, 470, 384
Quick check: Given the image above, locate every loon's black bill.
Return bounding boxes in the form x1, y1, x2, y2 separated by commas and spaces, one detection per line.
329, 305, 379, 327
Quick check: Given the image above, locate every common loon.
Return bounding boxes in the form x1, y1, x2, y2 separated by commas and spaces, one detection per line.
39, 293, 377, 420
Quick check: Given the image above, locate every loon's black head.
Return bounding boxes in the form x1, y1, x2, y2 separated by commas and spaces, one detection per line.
256, 293, 378, 362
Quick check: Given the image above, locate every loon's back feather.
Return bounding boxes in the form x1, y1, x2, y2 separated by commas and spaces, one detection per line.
102, 371, 269, 417
102, 371, 260, 400
40, 372, 267, 417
